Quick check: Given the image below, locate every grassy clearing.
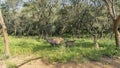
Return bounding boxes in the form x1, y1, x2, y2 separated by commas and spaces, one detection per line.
0, 36, 120, 63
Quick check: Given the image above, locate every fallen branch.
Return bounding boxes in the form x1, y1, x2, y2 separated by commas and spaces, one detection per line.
17, 57, 42, 68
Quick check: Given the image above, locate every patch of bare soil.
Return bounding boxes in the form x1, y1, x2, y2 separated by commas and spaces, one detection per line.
0, 60, 6, 68
18, 59, 120, 68
0, 56, 120, 68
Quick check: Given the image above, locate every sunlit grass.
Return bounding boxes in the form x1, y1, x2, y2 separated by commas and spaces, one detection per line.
0, 36, 119, 63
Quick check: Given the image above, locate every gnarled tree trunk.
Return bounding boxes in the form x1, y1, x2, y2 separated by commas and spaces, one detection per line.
0, 9, 10, 57
104, 0, 120, 48
93, 34, 99, 49
114, 16, 120, 48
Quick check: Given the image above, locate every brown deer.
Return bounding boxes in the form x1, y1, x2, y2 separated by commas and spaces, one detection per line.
65, 40, 75, 47
44, 36, 64, 46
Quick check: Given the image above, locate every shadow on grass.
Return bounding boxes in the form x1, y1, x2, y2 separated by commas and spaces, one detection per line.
32, 41, 60, 53
99, 42, 115, 48
32, 44, 52, 52
33, 39, 95, 53
15, 38, 95, 51
75, 40, 94, 48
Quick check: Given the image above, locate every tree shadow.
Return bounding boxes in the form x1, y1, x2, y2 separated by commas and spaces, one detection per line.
32, 41, 60, 53
54, 62, 79, 68
32, 39, 95, 53
75, 40, 94, 48
32, 44, 52, 52
100, 58, 120, 68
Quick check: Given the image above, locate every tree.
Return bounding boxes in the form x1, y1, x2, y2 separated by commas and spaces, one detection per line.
0, 0, 24, 57
0, 9, 10, 57
104, 0, 120, 48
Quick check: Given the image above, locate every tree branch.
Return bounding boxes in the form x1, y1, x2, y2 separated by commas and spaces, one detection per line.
111, 0, 116, 19
17, 57, 42, 68
104, 0, 115, 20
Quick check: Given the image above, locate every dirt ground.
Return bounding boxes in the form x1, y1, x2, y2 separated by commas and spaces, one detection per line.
0, 56, 120, 68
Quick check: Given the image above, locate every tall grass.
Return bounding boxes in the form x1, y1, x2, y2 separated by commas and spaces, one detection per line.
0, 36, 120, 63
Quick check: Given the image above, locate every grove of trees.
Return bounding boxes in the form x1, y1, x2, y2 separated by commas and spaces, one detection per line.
0, 0, 120, 57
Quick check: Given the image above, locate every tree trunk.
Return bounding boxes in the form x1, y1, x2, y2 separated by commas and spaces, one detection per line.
93, 34, 99, 48
104, 0, 120, 48
114, 15, 120, 48
0, 9, 10, 57
60, 25, 66, 35
99, 31, 103, 38
14, 26, 17, 36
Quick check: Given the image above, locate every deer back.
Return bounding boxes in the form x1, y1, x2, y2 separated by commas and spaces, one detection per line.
53, 37, 64, 44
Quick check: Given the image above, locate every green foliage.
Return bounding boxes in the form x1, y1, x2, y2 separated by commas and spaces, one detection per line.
101, 45, 119, 57
1, 0, 115, 37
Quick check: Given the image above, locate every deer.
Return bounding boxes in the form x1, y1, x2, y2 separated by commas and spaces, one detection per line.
44, 36, 64, 46
65, 40, 75, 47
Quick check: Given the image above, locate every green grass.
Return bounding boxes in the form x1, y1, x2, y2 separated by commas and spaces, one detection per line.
0, 36, 120, 63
